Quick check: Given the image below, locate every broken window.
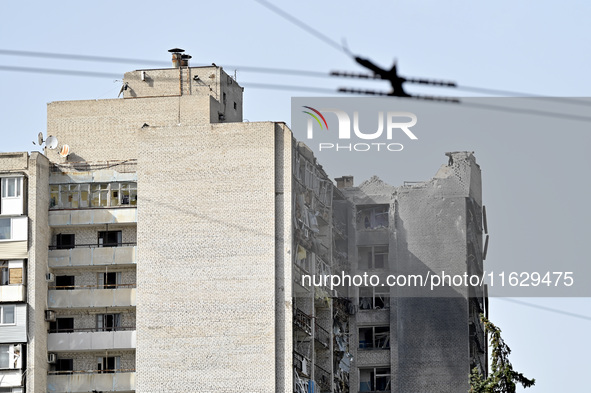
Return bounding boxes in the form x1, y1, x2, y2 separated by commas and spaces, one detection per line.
98, 272, 121, 289
357, 205, 389, 229
97, 313, 121, 332
358, 245, 389, 270
359, 326, 390, 349
359, 287, 390, 310
55, 275, 75, 290
97, 356, 120, 373
91, 183, 109, 207
295, 247, 313, 274
49, 317, 74, 333
56, 234, 75, 249
50, 183, 136, 209
98, 230, 122, 247
118, 183, 137, 206
359, 367, 391, 392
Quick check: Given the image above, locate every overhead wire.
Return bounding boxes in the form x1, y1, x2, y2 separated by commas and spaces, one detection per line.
251, 0, 348, 54
2, 49, 590, 106
1, 63, 590, 123
496, 298, 591, 322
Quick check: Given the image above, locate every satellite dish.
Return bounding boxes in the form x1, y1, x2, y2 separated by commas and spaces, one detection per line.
38, 132, 44, 146
59, 145, 70, 158
46, 136, 59, 150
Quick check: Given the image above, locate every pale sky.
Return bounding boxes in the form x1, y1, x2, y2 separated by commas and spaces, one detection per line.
1, 1, 590, 391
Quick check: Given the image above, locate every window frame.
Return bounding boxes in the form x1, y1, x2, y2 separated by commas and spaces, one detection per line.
0, 218, 11, 241
359, 367, 391, 392
1, 177, 21, 199
359, 286, 390, 310
357, 204, 389, 230
358, 245, 389, 270
0, 305, 16, 325
49, 317, 74, 333
96, 313, 121, 332
0, 345, 9, 369
97, 355, 120, 374
358, 325, 390, 350
98, 230, 122, 247
56, 233, 76, 250
50, 182, 137, 209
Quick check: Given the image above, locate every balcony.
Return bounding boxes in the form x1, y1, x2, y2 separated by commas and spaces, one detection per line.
48, 285, 135, 308
47, 370, 135, 393
0, 284, 26, 302
294, 308, 312, 335
315, 323, 330, 349
48, 207, 137, 226
48, 245, 136, 267
47, 327, 136, 352
0, 369, 22, 388
314, 363, 332, 392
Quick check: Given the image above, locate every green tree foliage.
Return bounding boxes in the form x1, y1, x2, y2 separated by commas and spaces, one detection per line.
470, 315, 535, 393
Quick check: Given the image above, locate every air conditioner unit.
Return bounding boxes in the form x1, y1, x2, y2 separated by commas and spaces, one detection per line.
45, 273, 55, 282
47, 353, 57, 364
44, 310, 56, 322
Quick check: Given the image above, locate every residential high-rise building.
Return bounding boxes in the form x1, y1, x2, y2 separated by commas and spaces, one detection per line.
0, 51, 486, 393
337, 151, 487, 392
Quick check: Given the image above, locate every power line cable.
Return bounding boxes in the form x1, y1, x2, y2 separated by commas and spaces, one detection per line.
0, 49, 329, 78
251, 0, 347, 54
0, 65, 120, 79
496, 298, 591, 322
2, 64, 590, 123
2, 49, 589, 104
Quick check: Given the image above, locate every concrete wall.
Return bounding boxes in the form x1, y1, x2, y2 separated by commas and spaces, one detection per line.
27, 152, 51, 392
136, 121, 284, 392
275, 124, 293, 393
344, 152, 483, 393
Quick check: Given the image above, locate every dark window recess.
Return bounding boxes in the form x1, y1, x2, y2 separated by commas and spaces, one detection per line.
0, 263, 8, 285
98, 231, 122, 247
233, 102, 237, 110
103, 272, 118, 288
98, 356, 119, 373
55, 275, 75, 290
56, 358, 73, 374
97, 314, 121, 332
56, 234, 75, 249
49, 318, 74, 333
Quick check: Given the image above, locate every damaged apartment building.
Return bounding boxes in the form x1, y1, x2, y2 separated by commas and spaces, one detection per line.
0, 50, 486, 393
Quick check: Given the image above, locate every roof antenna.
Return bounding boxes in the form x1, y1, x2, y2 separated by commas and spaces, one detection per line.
118, 82, 129, 98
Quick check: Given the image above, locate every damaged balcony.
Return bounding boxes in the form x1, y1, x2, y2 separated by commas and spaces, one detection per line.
47, 327, 136, 352
314, 322, 330, 349
294, 308, 312, 336
293, 351, 311, 378
314, 363, 332, 392
48, 244, 136, 267
48, 284, 136, 308
47, 370, 135, 393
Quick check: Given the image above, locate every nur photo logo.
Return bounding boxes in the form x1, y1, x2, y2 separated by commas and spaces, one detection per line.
301, 106, 418, 152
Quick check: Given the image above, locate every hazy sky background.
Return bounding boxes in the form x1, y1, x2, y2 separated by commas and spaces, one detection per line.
1, 1, 590, 391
